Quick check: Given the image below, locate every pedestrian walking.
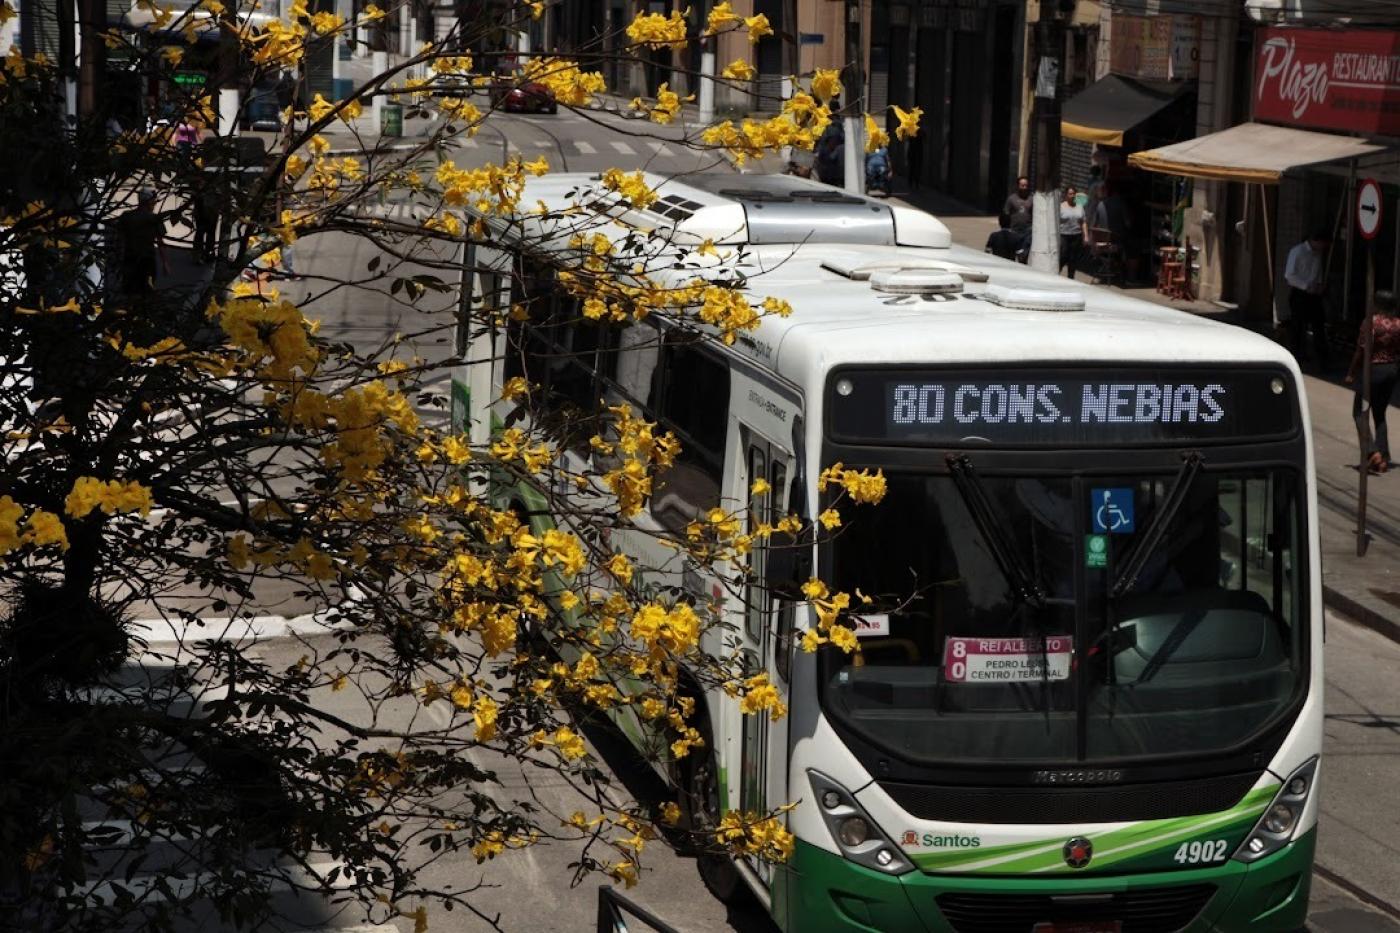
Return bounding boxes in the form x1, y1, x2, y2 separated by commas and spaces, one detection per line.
174, 119, 200, 163
115, 190, 169, 295
1003, 176, 1033, 258
1058, 186, 1087, 279
1085, 164, 1106, 219
865, 144, 892, 197
985, 214, 1020, 261
1285, 229, 1332, 370
192, 185, 219, 264
814, 120, 844, 187
1346, 291, 1400, 473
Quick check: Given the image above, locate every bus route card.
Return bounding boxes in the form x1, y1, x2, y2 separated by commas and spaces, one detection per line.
942, 636, 1073, 684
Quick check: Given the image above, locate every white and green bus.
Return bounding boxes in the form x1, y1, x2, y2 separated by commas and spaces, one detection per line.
454, 172, 1321, 933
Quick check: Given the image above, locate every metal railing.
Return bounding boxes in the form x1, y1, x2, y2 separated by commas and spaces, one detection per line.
596, 886, 683, 933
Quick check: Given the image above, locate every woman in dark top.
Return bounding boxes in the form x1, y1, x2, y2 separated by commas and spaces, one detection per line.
1346, 294, 1400, 473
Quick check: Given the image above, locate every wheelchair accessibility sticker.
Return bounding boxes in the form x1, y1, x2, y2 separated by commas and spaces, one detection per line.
1091, 488, 1135, 533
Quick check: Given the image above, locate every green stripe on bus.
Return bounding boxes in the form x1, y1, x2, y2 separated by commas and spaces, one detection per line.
910, 783, 1277, 874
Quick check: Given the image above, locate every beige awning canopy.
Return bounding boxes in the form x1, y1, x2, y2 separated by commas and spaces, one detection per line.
1128, 122, 1390, 184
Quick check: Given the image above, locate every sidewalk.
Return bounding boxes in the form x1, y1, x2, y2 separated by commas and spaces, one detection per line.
894, 185, 1400, 647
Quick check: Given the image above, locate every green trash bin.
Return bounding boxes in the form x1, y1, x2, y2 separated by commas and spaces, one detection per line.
380, 102, 403, 138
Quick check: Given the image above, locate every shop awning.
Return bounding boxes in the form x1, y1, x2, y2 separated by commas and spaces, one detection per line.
1128, 122, 1390, 184
1061, 75, 1193, 147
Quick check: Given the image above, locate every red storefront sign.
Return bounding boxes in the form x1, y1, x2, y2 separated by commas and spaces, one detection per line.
1255, 27, 1400, 137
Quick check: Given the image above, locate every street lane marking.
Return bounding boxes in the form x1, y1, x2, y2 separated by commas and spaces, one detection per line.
609, 140, 635, 155
573, 140, 597, 154
460, 136, 479, 148
647, 141, 674, 157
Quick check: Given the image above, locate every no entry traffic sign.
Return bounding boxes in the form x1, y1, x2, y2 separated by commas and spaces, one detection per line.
1357, 178, 1383, 240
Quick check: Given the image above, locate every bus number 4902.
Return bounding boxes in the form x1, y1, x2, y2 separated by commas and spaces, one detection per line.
1173, 840, 1229, 864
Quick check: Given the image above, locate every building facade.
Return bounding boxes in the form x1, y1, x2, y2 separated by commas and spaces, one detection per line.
867, 0, 1027, 211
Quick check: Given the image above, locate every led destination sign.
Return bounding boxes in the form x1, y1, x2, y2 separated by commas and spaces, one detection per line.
828, 369, 1295, 447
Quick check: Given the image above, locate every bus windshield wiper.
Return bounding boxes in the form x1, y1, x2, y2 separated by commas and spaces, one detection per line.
946, 454, 1047, 609
1110, 451, 1204, 598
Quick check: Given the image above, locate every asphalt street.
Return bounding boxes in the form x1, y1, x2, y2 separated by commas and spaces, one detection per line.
103, 105, 1400, 932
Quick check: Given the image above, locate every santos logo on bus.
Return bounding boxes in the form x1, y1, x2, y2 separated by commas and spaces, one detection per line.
890, 382, 1227, 427
900, 831, 982, 849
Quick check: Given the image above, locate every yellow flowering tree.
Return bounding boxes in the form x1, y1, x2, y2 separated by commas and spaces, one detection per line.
0, 0, 913, 928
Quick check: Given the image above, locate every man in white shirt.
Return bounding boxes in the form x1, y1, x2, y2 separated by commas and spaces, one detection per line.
1285, 229, 1332, 369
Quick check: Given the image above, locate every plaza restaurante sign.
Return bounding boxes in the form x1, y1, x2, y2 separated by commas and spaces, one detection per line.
1255, 27, 1400, 136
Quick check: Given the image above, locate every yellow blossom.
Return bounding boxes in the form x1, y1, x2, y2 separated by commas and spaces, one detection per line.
721, 58, 755, 81
473, 694, 498, 741
704, 0, 738, 35
600, 168, 657, 210
893, 104, 922, 141
810, 68, 842, 104
738, 672, 787, 721
626, 9, 688, 49
22, 509, 69, 551
864, 113, 890, 152
646, 83, 683, 124
64, 477, 154, 519
309, 10, 344, 34
553, 726, 587, 760
828, 624, 858, 653
744, 14, 772, 43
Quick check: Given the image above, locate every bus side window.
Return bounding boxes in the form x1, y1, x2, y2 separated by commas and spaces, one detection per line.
649, 334, 730, 532
503, 257, 564, 399
769, 459, 794, 684
461, 270, 499, 359
608, 321, 660, 410
456, 243, 475, 360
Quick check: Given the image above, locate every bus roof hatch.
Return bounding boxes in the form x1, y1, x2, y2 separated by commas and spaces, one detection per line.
639, 173, 951, 249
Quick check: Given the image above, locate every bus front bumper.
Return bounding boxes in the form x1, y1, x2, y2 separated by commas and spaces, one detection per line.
778, 831, 1315, 933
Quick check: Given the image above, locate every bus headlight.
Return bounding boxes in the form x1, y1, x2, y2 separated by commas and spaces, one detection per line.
1262, 804, 1297, 835
837, 816, 871, 847
808, 770, 914, 876
1234, 758, 1317, 864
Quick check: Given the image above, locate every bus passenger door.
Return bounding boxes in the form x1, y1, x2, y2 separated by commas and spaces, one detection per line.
738, 433, 791, 888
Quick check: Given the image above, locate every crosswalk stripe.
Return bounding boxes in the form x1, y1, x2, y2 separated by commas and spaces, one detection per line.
81, 819, 190, 846
573, 140, 597, 154
647, 141, 674, 157
129, 612, 356, 645
609, 140, 635, 155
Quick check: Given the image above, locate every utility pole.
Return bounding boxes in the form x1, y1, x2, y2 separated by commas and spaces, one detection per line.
76, 0, 105, 117
697, 35, 715, 125
56, 0, 76, 119
1027, 0, 1066, 274
841, 0, 864, 194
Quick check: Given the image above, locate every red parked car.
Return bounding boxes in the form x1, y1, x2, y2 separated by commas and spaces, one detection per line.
491, 79, 557, 115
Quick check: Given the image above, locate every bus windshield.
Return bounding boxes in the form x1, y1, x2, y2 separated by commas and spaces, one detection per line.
822, 467, 1305, 765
